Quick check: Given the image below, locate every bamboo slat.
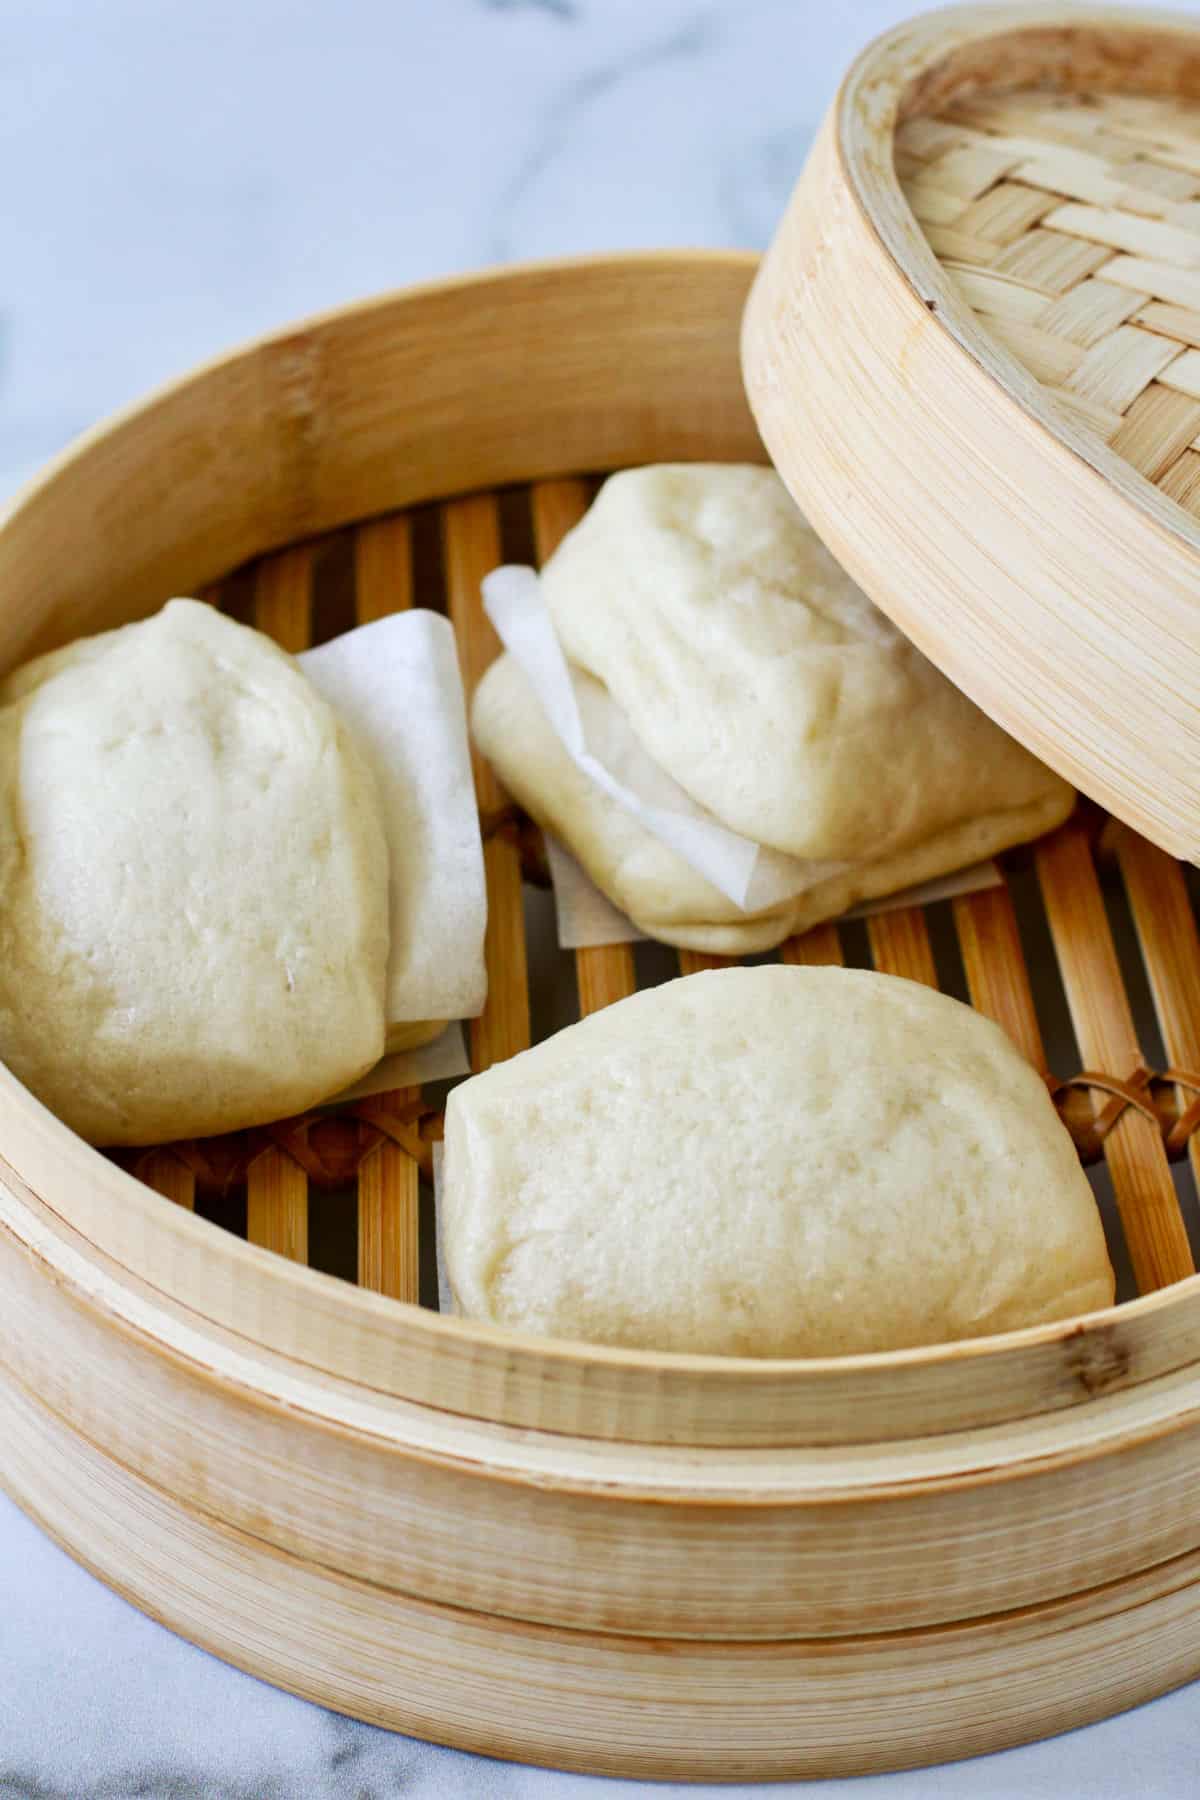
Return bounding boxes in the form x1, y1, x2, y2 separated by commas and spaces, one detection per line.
443, 496, 530, 1072
137, 1152, 195, 1213
352, 515, 420, 1304
248, 548, 312, 1265
678, 950, 734, 975
355, 1140, 419, 1303
953, 885, 1047, 1068
1116, 825, 1200, 1200
354, 512, 413, 620
246, 1154, 309, 1266
867, 907, 939, 987
782, 924, 844, 967
953, 881, 1096, 1148
1037, 824, 1193, 1292
574, 943, 637, 1016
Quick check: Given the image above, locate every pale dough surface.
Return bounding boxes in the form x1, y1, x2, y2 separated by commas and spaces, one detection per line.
442, 967, 1114, 1357
0, 599, 389, 1145
473, 653, 1070, 952
541, 464, 1074, 862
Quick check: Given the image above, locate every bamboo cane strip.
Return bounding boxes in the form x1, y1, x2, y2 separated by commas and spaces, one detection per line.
574, 946, 638, 1016
782, 924, 844, 966
355, 1142, 419, 1302
247, 548, 313, 1263
354, 513, 413, 620
529, 478, 638, 1017
351, 514, 421, 1302
245, 1155, 309, 1265
442, 495, 506, 821
443, 496, 530, 1071
953, 885, 1047, 1067
254, 545, 313, 655
138, 1152, 195, 1212
867, 908, 939, 987
678, 950, 734, 976
530, 477, 591, 560
1037, 824, 1192, 1291
952, 883, 1105, 1145
1115, 826, 1200, 1198
468, 838, 531, 1072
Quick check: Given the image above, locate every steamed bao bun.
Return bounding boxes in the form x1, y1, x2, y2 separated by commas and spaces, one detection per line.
472, 465, 1074, 952
442, 967, 1114, 1357
0, 600, 389, 1145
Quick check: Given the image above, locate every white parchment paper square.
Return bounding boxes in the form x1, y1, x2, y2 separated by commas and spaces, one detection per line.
300, 610, 486, 1033
545, 833, 1003, 951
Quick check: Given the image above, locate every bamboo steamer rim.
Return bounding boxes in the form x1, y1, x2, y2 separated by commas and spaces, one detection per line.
0, 247, 1196, 1453
743, 1, 1200, 863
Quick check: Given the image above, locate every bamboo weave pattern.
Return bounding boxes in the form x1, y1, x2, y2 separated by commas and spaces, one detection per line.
898, 91, 1200, 503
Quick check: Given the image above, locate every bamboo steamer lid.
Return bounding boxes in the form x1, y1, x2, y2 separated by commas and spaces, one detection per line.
742, 1, 1200, 863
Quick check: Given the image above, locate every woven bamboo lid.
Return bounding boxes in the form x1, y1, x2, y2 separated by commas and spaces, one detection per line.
743, 3, 1200, 862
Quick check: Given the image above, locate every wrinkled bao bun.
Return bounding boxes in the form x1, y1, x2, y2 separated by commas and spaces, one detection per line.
473, 464, 1074, 951
442, 966, 1114, 1358
0, 600, 389, 1145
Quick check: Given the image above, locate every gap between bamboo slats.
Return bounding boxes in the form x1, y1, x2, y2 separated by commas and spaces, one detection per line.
352, 515, 420, 1304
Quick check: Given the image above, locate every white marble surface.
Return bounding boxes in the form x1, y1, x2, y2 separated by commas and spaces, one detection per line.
1, 0, 1197, 1793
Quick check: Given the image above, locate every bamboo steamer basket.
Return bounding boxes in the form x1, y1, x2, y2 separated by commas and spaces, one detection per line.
744, 1, 1200, 865
1, 11, 1200, 1767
